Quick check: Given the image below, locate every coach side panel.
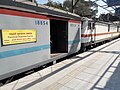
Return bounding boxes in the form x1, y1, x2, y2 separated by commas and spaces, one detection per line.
95, 23, 109, 42
0, 9, 50, 80
110, 25, 120, 38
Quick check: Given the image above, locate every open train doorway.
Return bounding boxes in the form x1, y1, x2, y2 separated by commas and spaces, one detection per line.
50, 19, 68, 57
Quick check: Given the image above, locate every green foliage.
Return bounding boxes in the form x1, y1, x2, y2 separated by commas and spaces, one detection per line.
45, 0, 96, 17
63, 0, 94, 17
45, 1, 63, 10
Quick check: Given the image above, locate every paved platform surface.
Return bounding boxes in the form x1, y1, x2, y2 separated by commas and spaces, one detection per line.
1, 38, 120, 90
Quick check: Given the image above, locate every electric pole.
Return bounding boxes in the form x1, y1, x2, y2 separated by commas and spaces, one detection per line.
72, 0, 75, 13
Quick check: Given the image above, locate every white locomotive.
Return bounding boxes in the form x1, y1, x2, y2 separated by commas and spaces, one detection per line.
81, 17, 120, 51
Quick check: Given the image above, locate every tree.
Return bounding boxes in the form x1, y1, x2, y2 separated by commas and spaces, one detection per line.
45, 0, 96, 17
63, 0, 95, 17
45, 1, 63, 10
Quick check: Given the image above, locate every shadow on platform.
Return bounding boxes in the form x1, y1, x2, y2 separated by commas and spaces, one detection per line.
89, 50, 120, 54
90, 55, 120, 90
17, 39, 120, 90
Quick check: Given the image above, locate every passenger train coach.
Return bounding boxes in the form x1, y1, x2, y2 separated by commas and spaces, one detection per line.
0, 0, 119, 83
81, 18, 120, 51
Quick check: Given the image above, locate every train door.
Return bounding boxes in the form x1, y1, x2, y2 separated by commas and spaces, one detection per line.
92, 22, 96, 42
88, 21, 95, 43
50, 19, 68, 55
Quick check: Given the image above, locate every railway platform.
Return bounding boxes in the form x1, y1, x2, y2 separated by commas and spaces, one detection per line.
1, 38, 120, 90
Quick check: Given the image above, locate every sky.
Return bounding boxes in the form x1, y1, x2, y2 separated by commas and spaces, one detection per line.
36, 0, 114, 16
37, 0, 65, 4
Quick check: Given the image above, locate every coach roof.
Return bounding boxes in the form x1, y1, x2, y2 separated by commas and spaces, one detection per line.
0, 0, 81, 20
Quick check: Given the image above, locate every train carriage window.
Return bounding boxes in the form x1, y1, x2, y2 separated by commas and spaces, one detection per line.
81, 21, 83, 29
108, 24, 110, 32
88, 22, 91, 29
117, 26, 119, 32
92, 23, 95, 29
